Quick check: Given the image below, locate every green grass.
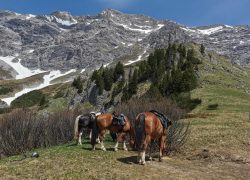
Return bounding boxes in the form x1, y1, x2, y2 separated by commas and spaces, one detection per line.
0, 137, 145, 179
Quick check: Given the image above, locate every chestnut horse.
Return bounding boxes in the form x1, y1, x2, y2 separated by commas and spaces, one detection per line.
91, 113, 134, 151
135, 111, 172, 165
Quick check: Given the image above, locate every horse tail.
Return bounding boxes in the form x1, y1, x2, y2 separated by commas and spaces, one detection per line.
91, 118, 99, 146
74, 115, 81, 140
135, 113, 145, 151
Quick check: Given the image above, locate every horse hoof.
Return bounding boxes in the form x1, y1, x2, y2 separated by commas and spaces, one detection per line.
123, 148, 128, 151
114, 148, 118, 152
141, 161, 146, 165
149, 157, 153, 161
101, 148, 106, 151
159, 158, 163, 162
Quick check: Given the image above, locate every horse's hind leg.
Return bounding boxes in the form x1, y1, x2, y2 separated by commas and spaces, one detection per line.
159, 135, 166, 162
149, 142, 153, 161
123, 141, 128, 151
140, 135, 151, 165
100, 130, 106, 151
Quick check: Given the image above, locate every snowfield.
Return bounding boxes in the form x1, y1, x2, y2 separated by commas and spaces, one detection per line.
0, 56, 77, 105
1, 69, 76, 105
0, 56, 46, 79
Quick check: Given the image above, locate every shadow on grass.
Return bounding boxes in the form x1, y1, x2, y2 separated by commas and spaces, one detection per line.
117, 155, 138, 164
82, 147, 93, 151
66, 140, 92, 147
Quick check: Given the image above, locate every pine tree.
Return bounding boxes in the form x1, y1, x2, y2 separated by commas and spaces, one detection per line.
39, 94, 48, 106
200, 44, 205, 55
91, 70, 98, 81
121, 83, 130, 102
95, 73, 104, 95
113, 61, 124, 81
103, 68, 113, 91
77, 81, 83, 93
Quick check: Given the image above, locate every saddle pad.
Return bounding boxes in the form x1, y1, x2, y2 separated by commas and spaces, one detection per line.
149, 110, 169, 129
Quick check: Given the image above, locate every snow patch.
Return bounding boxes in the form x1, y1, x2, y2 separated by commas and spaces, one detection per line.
124, 46, 149, 66
104, 63, 110, 68
27, 49, 34, 53
1, 69, 76, 105
113, 21, 164, 34
54, 16, 77, 26
225, 25, 233, 28
44, 15, 77, 26
26, 14, 36, 20
0, 56, 45, 80
197, 26, 224, 35
181, 27, 196, 33
182, 26, 228, 35
239, 41, 245, 45
81, 68, 85, 73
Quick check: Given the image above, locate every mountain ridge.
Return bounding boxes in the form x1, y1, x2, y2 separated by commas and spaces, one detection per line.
0, 9, 249, 77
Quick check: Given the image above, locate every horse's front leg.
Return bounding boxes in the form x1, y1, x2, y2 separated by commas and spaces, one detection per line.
114, 141, 119, 152
78, 129, 83, 145
121, 133, 128, 151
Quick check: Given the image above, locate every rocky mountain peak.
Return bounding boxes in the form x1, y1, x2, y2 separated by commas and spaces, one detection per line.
0, 9, 249, 76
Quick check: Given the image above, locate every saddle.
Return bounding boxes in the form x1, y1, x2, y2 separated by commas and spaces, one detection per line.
112, 114, 126, 126
150, 110, 170, 129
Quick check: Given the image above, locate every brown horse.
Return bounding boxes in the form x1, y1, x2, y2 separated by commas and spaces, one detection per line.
91, 113, 135, 151
134, 111, 172, 165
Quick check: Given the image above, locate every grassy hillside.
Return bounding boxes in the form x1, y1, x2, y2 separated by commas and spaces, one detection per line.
191, 48, 250, 113
1, 44, 250, 179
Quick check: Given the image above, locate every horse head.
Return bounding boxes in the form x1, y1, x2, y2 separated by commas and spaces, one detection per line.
112, 113, 126, 126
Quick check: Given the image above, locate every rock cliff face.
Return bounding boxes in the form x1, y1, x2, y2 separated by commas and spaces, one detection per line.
0, 9, 249, 75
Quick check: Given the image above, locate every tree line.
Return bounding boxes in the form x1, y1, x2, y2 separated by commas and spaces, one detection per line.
90, 43, 202, 107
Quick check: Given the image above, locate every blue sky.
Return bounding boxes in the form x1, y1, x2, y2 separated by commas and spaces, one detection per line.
0, 0, 250, 26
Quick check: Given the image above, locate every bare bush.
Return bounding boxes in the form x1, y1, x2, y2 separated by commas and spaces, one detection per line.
0, 108, 81, 156
115, 98, 190, 153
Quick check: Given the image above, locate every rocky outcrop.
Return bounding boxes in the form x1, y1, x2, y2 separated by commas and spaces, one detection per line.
0, 100, 8, 109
